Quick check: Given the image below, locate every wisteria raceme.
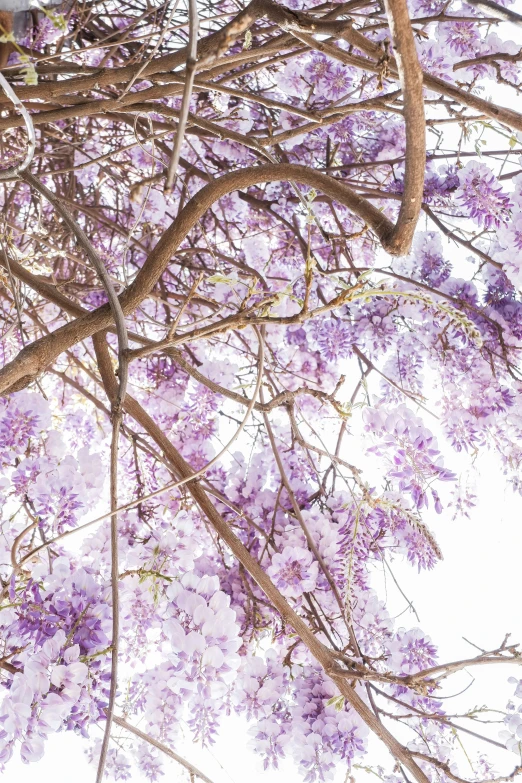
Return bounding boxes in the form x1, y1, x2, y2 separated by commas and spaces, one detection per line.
1, 0, 522, 781
456, 161, 513, 230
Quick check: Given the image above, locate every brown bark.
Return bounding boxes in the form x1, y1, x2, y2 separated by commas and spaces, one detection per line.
0, 12, 13, 71
382, 0, 425, 255
0, 164, 395, 396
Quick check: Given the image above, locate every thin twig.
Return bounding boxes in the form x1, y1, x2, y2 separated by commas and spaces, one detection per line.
112, 715, 216, 783
165, 0, 199, 192
0, 72, 35, 180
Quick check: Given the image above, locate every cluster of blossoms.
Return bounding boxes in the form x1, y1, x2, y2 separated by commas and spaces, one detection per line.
267, 546, 319, 599
0, 564, 112, 764
245, 661, 369, 780
490, 174, 522, 289
456, 162, 513, 231
0, 392, 103, 535
0, 633, 89, 764
363, 405, 455, 511
135, 573, 242, 746
502, 679, 522, 754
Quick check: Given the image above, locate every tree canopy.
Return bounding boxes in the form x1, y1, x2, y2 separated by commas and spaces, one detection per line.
1, 1, 522, 781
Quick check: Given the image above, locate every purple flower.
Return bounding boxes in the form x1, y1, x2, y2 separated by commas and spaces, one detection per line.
50, 661, 89, 701
439, 21, 481, 57
311, 318, 353, 362
388, 628, 437, 678
20, 736, 45, 764
414, 231, 451, 287
267, 546, 319, 599
136, 744, 164, 781
0, 392, 51, 464
456, 161, 512, 230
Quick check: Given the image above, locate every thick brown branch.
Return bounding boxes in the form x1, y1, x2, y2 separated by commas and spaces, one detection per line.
0, 164, 394, 396
382, 0, 425, 254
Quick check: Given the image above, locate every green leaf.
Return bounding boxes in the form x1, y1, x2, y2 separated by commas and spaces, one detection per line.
326, 694, 345, 711
206, 274, 237, 286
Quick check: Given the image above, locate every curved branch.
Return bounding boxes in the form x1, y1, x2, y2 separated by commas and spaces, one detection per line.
382, 0, 425, 254
164, 0, 199, 192
0, 163, 394, 396
19, 172, 129, 409
0, 72, 34, 179
465, 0, 522, 25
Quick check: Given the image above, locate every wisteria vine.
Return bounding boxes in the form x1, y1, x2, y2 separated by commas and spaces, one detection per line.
0, 0, 522, 781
